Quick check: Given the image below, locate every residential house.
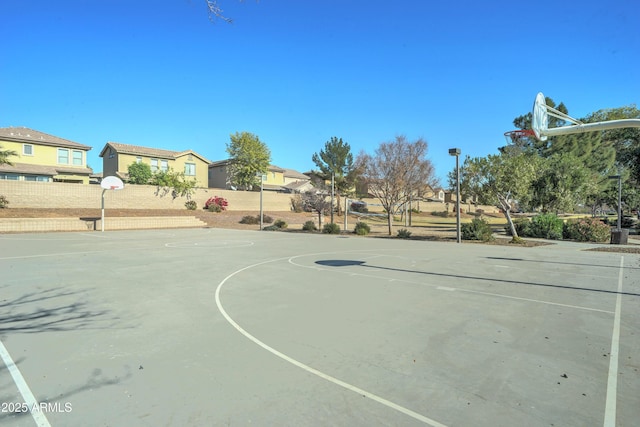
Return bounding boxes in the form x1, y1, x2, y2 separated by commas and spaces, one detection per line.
100, 142, 210, 187
0, 127, 93, 184
282, 168, 313, 193
208, 160, 310, 192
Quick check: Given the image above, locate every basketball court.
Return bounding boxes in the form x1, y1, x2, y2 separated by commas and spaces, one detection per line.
2, 93, 639, 426
1, 226, 638, 427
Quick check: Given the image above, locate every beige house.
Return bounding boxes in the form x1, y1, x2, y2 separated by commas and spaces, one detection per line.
100, 142, 210, 188
208, 160, 310, 192
0, 127, 93, 184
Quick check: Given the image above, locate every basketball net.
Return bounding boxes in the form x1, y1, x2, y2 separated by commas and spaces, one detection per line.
503, 129, 536, 145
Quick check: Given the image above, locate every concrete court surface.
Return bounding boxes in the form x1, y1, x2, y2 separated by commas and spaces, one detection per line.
0, 228, 638, 427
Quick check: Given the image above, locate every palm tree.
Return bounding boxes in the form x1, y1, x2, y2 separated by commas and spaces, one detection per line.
0, 145, 18, 166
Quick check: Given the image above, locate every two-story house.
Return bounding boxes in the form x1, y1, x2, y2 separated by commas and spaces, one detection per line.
0, 127, 93, 184
100, 142, 210, 188
208, 160, 310, 192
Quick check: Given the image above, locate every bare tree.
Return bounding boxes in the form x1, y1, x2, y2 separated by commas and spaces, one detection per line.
357, 136, 437, 235
205, 0, 255, 23
205, 0, 234, 23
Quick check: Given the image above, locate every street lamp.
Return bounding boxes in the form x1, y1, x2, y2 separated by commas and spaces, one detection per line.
449, 148, 461, 243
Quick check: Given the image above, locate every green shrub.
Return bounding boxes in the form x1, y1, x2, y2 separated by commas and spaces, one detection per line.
353, 221, 370, 235
0, 195, 8, 208
350, 201, 368, 213
431, 211, 450, 218
262, 225, 279, 231
529, 213, 563, 240
302, 220, 317, 231
239, 215, 259, 224
506, 217, 531, 236
322, 223, 341, 234
397, 228, 412, 239
563, 218, 610, 242
239, 215, 273, 225
461, 218, 494, 241
274, 219, 288, 229
207, 203, 222, 212
184, 200, 197, 210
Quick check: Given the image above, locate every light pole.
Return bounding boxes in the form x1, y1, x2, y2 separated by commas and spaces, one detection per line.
257, 173, 266, 230
449, 148, 461, 243
608, 175, 622, 231
330, 171, 335, 224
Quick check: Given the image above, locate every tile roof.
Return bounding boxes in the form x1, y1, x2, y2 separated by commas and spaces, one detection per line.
282, 168, 309, 180
101, 142, 178, 159
101, 142, 210, 163
0, 127, 91, 150
0, 162, 93, 176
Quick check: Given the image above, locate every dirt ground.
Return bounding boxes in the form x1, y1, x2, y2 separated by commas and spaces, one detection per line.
1, 208, 639, 252
0, 208, 466, 240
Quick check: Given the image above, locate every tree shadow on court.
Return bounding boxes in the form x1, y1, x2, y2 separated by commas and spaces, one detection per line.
314, 260, 640, 297
485, 256, 640, 271
0, 286, 119, 334
0, 364, 133, 423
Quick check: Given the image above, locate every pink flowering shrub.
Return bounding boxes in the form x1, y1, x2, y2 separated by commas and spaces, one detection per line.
563, 217, 610, 242
204, 196, 228, 212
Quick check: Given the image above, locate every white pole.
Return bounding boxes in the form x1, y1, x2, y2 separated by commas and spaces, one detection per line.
330, 172, 335, 224
259, 177, 264, 230
541, 119, 640, 137
101, 189, 106, 232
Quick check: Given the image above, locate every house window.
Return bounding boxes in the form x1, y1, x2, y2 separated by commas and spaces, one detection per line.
23, 144, 33, 155
184, 163, 196, 176
58, 149, 69, 164
151, 159, 158, 172
160, 160, 168, 172
136, 157, 142, 163
73, 150, 83, 166
0, 174, 20, 180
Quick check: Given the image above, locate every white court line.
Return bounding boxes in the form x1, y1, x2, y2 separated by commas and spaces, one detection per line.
0, 339, 51, 427
603, 256, 624, 427
287, 255, 613, 314
215, 256, 448, 427
457, 288, 614, 314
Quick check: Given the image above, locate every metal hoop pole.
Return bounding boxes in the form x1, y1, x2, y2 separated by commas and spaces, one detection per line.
541, 119, 640, 137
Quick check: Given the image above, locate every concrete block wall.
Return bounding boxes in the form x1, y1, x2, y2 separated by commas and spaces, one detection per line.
0, 181, 294, 211
0, 216, 207, 233
0, 181, 499, 214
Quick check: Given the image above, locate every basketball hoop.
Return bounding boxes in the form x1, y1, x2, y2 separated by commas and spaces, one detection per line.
503, 129, 536, 145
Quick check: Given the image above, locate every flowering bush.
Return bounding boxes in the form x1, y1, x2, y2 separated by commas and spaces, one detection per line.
204, 196, 228, 212
563, 217, 610, 242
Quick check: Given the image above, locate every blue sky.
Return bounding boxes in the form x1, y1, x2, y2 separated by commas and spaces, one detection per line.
2, 0, 638, 184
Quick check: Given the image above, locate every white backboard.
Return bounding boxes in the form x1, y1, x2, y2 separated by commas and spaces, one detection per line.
101, 176, 124, 190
